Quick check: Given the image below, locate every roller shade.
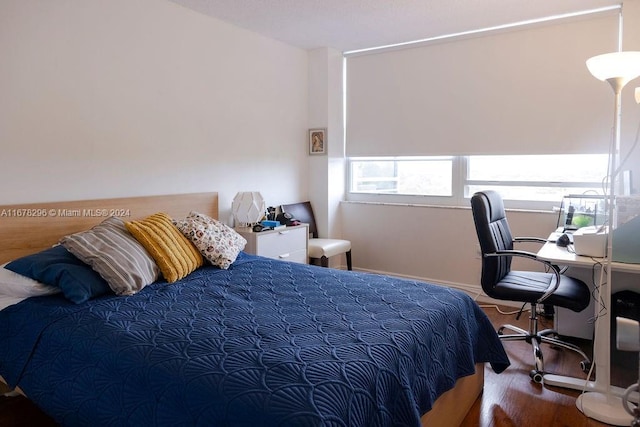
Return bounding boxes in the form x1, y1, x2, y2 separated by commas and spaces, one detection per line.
346, 13, 619, 157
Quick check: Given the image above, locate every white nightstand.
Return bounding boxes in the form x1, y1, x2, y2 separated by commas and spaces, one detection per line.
235, 224, 309, 264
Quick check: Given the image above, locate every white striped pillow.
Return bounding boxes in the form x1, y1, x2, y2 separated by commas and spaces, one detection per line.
60, 217, 160, 296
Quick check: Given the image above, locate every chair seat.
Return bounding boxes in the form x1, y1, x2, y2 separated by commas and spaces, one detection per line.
308, 238, 351, 259
491, 271, 590, 313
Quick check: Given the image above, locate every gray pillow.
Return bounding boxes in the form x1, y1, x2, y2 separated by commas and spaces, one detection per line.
60, 217, 160, 295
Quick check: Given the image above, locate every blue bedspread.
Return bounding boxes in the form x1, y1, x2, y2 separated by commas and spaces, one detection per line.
0, 253, 509, 426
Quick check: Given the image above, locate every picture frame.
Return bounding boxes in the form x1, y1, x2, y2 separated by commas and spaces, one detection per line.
309, 128, 326, 155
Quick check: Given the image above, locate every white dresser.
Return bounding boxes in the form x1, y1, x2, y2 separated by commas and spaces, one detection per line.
235, 224, 308, 264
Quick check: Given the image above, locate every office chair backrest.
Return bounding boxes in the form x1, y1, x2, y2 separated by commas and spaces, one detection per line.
471, 191, 514, 293
280, 201, 318, 238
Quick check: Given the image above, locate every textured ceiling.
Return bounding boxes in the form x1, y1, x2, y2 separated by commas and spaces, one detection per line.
168, 0, 620, 51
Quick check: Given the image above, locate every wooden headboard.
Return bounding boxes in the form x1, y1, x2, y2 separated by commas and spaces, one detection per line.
0, 192, 219, 264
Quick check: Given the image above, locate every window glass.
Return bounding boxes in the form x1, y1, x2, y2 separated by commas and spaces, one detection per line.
465, 185, 606, 202
350, 158, 452, 196
348, 154, 609, 208
466, 154, 608, 202
467, 154, 608, 183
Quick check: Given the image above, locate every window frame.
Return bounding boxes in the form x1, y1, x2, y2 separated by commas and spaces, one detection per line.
347, 155, 609, 211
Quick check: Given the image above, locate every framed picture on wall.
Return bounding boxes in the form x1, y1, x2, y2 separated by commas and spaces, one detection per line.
309, 128, 326, 155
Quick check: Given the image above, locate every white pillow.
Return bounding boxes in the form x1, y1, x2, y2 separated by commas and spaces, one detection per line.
0, 263, 61, 298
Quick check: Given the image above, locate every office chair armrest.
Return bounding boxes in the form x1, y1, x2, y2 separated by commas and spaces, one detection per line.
536, 267, 562, 304
485, 250, 562, 304
513, 237, 548, 245
515, 238, 569, 274
486, 249, 539, 261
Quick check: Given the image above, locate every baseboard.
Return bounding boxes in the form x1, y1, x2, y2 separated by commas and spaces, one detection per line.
348, 266, 521, 308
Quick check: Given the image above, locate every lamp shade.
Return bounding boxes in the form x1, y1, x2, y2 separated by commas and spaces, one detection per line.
586, 51, 640, 86
636, 87, 640, 104
231, 192, 265, 226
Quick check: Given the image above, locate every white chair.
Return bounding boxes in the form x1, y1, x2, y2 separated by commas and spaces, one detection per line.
280, 202, 352, 270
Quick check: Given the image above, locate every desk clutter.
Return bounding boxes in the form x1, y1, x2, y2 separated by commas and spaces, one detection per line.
248, 207, 302, 232
553, 194, 640, 262
553, 194, 608, 256
572, 226, 608, 257
556, 194, 607, 232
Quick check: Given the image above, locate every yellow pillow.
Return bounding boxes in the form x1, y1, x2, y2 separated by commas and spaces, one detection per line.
125, 212, 203, 283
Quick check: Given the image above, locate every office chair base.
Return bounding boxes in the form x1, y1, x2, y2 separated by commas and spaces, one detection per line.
530, 370, 544, 383
498, 323, 591, 383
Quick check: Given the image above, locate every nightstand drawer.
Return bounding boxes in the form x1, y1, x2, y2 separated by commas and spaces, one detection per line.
257, 227, 307, 258
268, 249, 307, 264
235, 224, 309, 264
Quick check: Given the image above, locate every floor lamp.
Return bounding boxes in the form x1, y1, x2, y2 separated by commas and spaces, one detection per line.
577, 51, 640, 426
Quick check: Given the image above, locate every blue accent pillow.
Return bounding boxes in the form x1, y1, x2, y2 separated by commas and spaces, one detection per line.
5, 245, 111, 304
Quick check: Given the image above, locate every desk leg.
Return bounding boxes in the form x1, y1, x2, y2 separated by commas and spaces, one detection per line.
577, 279, 633, 425
543, 374, 597, 392
543, 374, 630, 396
545, 278, 633, 426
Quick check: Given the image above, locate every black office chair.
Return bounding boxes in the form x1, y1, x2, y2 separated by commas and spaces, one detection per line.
280, 201, 352, 270
471, 190, 591, 383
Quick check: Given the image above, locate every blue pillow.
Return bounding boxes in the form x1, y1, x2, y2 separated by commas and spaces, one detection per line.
5, 245, 111, 304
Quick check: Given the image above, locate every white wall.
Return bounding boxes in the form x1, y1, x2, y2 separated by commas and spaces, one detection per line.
306, 48, 346, 253
342, 202, 558, 296
0, 0, 309, 223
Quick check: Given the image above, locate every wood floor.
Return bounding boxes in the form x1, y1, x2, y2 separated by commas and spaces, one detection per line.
0, 304, 635, 426
461, 304, 630, 427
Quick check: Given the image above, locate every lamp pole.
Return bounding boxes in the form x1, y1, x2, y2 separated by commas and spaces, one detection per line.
576, 51, 640, 426
575, 77, 629, 426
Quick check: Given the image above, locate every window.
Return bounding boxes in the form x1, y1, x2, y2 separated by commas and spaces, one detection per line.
350, 157, 453, 196
348, 154, 609, 209
465, 154, 609, 205
344, 11, 618, 211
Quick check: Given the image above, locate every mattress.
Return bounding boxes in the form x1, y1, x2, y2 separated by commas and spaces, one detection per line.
0, 253, 509, 426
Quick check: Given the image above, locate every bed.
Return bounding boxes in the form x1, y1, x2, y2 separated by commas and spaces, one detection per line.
0, 192, 509, 426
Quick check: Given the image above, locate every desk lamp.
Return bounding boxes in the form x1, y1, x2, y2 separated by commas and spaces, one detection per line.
231, 192, 265, 227
576, 51, 640, 426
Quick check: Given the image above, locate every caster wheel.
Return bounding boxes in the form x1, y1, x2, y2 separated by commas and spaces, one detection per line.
530, 370, 544, 383
580, 360, 591, 373
497, 326, 505, 335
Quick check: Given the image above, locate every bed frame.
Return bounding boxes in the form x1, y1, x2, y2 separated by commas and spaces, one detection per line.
0, 192, 219, 264
0, 192, 483, 426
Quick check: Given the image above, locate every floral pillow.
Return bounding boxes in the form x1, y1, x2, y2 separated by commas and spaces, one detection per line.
175, 211, 247, 269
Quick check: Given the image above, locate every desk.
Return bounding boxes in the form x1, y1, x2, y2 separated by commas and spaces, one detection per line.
537, 241, 640, 425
